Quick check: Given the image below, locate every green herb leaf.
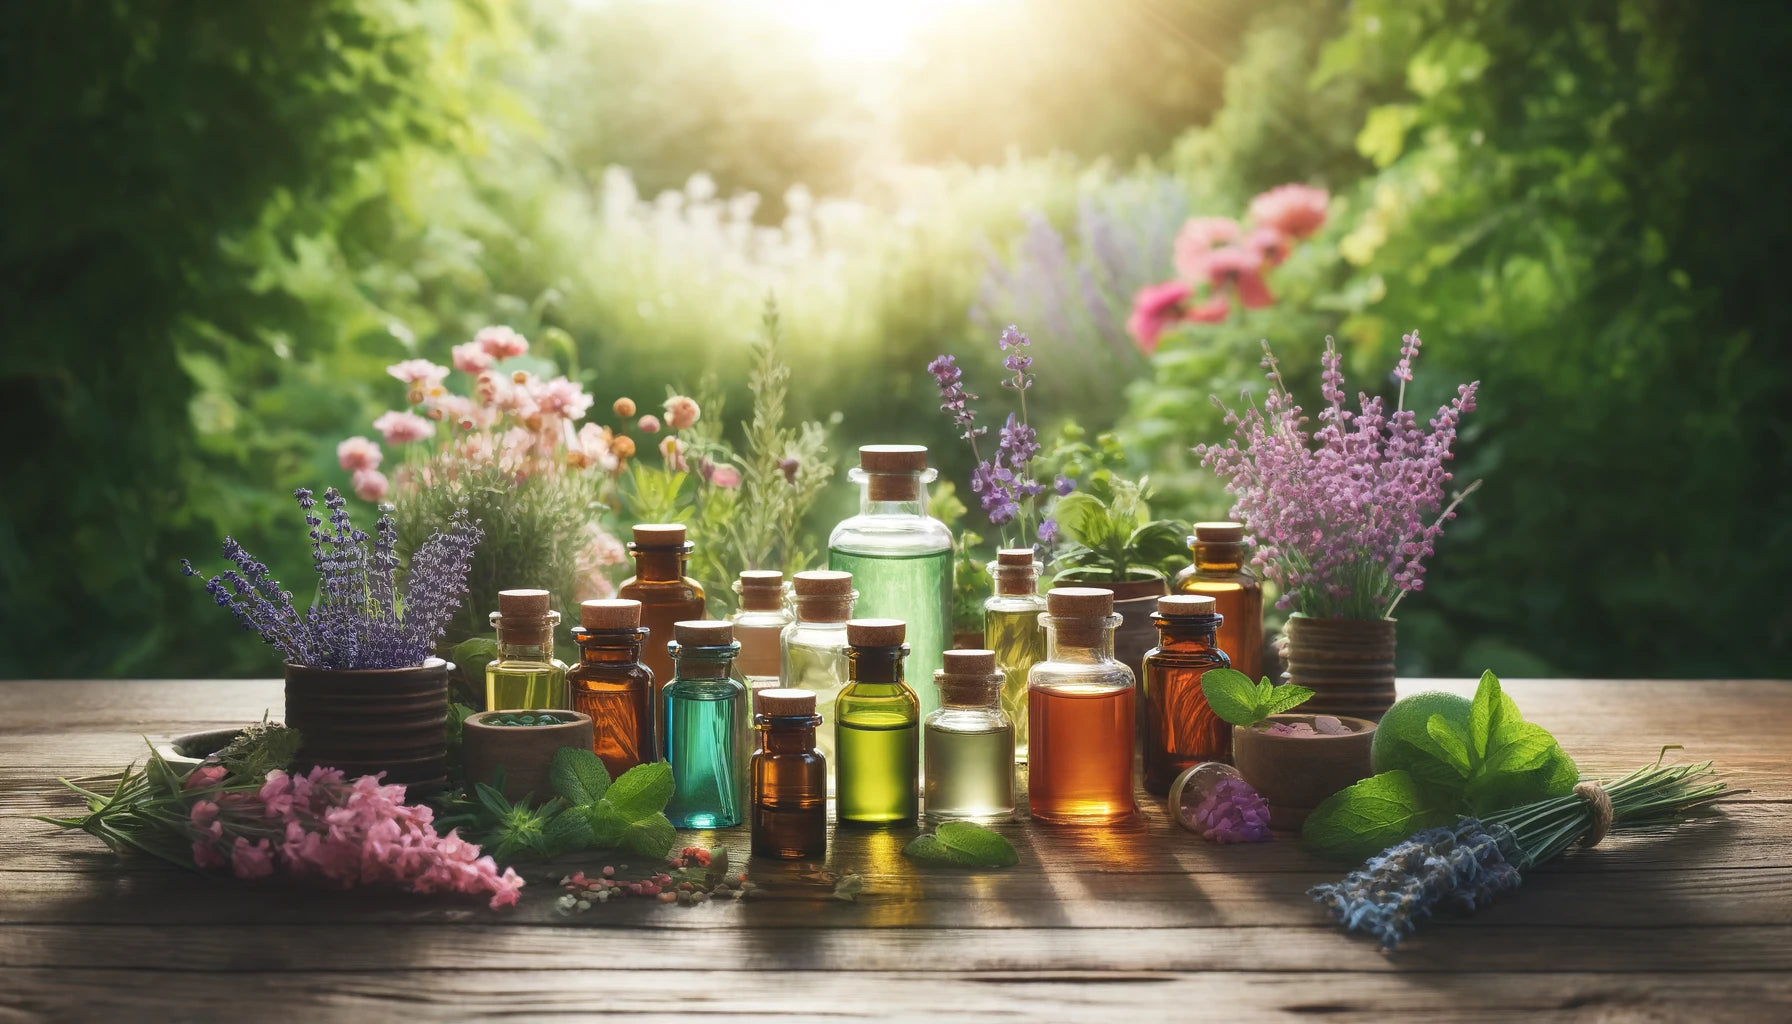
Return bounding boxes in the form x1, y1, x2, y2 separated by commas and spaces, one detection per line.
1484, 721, 1556, 775
544, 808, 594, 852
1301, 770, 1459, 861
1052, 492, 1113, 548
1200, 669, 1262, 727
902, 822, 1018, 867
1425, 713, 1474, 776
474, 781, 512, 819
1261, 682, 1316, 717
619, 813, 676, 858
832, 872, 866, 901
604, 761, 674, 822
550, 747, 612, 806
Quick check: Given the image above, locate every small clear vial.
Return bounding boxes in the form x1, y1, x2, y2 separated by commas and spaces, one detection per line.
924, 649, 1016, 821
664, 620, 748, 829
780, 570, 856, 789
730, 570, 792, 691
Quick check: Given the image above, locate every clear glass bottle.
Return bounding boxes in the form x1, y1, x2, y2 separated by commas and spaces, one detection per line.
924, 649, 1016, 821
750, 687, 827, 860
1173, 521, 1263, 685
1141, 594, 1232, 795
828, 445, 953, 724
663, 620, 748, 828
485, 589, 569, 711
567, 598, 656, 780
1027, 588, 1137, 824
780, 569, 856, 792
730, 570, 791, 691
835, 618, 920, 825
984, 548, 1047, 763
618, 524, 707, 737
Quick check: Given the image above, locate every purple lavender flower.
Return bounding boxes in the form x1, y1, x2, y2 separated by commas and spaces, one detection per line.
1309, 820, 1522, 949
927, 354, 984, 440
1054, 475, 1077, 496
1037, 518, 1058, 545
997, 325, 1030, 350
998, 413, 1040, 465
1187, 776, 1273, 844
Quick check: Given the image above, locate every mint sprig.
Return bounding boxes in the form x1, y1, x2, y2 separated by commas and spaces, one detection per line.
1200, 669, 1315, 727
902, 821, 1019, 868
544, 750, 677, 859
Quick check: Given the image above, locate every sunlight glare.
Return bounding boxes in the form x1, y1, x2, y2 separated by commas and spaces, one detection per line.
749, 0, 998, 62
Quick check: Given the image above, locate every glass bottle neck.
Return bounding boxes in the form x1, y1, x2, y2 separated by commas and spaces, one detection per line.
1042, 617, 1118, 662
1193, 540, 1247, 573
573, 627, 648, 665
791, 599, 852, 625
496, 636, 555, 661
851, 467, 934, 517
668, 642, 740, 680
630, 545, 691, 582
757, 716, 821, 753
847, 645, 907, 685
992, 567, 1040, 597
1153, 615, 1221, 650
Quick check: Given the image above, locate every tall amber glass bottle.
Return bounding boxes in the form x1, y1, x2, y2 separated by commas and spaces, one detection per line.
835, 618, 920, 825
1027, 588, 1136, 824
730, 570, 790, 691
750, 688, 827, 860
567, 599, 656, 779
1141, 594, 1232, 795
618, 523, 706, 735
780, 570, 856, 789
1173, 521, 1263, 684
984, 548, 1047, 763
486, 589, 569, 711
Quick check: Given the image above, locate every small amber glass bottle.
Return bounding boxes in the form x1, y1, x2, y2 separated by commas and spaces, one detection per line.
1141, 594, 1232, 795
618, 524, 707, 732
486, 589, 569, 712
1027, 588, 1136, 824
567, 598, 656, 779
984, 548, 1047, 763
924, 649, 1016, 821
1173, 521, 1263, 685
835, 618, 920, 825
750, 687, 827, 860
730, 570, 791, 691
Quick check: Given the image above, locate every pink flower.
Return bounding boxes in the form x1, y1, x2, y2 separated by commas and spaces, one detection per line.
1127, 280, 1192, 354
184, 764, 229, 791
1245, 226, 1292, 268
386, 359, 450, 390
1173, 217, 1241, 279
372, 410, 435, 446
352, 468, 390, 502
192, 841, 227, 869
659, 436, 688, 472
1203, 246, 1274, 309
231, 837, 276, 879
574, 423, 620, 472
709, 464, 742, 488
189, 800, 220, 826
637, 414, 661, 433
663, 395, 700, 431
1186, 295, 1231, 324
1248, 184, 1329, 239
336, 436, 382, 473
474, 325, 529, 359
451, 342, 494, 374
536, 377, 594, 421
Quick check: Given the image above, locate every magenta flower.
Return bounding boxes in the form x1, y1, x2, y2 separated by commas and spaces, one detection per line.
1173, 216, 1242, 279
1127, 280, 1192, 354
1202, 246, 1273, 310
1248, 184, 1329, 239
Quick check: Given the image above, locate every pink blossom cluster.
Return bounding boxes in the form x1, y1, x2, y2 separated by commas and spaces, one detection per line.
1197, 332, 1480, 620
1128, 183, 1330, 353
185, 765, 524, 910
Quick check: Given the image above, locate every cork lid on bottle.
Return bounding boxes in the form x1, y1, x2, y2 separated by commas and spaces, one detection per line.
1157, 594, 1217, 617
1194, 521, 1246, 543
736, 570, 786, 611
936, 649, 1001, 707
580, 599, 642, 629
858, 444, 928, 501
754, 688, 817, 717
792, 570, 854, 596
673, 620, 735, 646
996, 548, 1039, 568
498, 589, 553, 618
846, 618, 906, 647
631, 523, 688, 548
1046, 587, 1114, 618
941, 648, 997, 676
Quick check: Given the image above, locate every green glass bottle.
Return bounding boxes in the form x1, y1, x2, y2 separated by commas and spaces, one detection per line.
835, 618, 919, 825
485, 589, 568, 712
828, 446, 953, 725
984, 548, 1047, 762
664, 620, 749, 829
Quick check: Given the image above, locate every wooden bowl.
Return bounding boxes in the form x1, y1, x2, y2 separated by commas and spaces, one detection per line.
1231, 713, 1376, 831
462, 710, 595, 804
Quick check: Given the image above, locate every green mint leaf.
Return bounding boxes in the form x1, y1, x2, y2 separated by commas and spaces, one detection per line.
1200, 669, 1263, 727
1424, 713, 1474, 776
903, 834, 973, 866
604, 761, 674, 821
1261, 682, 1316, 717
581, 801, 630, 848
1300, 770, 1459, 861
1255, 676, 1275, 703
543, 808, 594, 853
1468, 670, 1502, 760
1484, 721, 1556, 775
619, 813, 676, 858
474, 781, 512, 819
551, 747, 611, 806
934, 821, 1020, 866
1052, 492, 1113, 548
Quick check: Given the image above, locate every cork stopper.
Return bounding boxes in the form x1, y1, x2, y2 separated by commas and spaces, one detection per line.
942, 649, 997, 675
936, 649, 1001, 707
673, 620, 734, 646
498, 589, 552, 618
1047, 587, 1114, 618
846, 618, 906, 647
793, 570, 853, 596
996, 548, 1038, 568
631, 523, 687, 548
992, 547, 1041, 595
1194, 521, 1245, 543
736, 570, 785, 611
754, 688, 817, 717
1157, 594, 1217, 617
580, 599, 641, 630
859, 444, 927, 501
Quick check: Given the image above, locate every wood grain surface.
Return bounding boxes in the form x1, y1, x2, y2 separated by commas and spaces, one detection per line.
1, 678, 1787, 1023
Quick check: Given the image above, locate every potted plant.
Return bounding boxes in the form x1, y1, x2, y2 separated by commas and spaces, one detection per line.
1200, 669, 1374, 830
1197, 331, 1480, 720
1048, 475, 1188, 679
183, 486, 483, 797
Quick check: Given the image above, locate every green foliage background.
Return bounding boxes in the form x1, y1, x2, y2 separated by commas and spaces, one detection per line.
2, 0, 1786, 679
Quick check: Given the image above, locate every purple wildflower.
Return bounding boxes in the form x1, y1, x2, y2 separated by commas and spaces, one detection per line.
1187, 776, 1272, 844
997, 413, 1040, 466
1309, 820, 1522, 949
927, 354, 984, 440
1036, 518, 1058, 545
1054, 474, 1077, 496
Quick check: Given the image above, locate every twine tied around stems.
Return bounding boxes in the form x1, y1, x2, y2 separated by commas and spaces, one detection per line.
1573, 781, 1613, 847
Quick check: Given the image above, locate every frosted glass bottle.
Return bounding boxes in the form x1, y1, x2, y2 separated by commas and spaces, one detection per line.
729, 570, 791, 691
779, 570, 856, 792
984, 548, 1047, 763
828, 445, 954, 725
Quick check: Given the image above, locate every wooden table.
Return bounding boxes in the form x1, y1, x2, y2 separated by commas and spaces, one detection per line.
1, 678, 1787, 1022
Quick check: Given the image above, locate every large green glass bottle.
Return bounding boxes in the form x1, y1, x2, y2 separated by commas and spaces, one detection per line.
827, 445, 953, 724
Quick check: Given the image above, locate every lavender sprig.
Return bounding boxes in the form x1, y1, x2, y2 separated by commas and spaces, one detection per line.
927, 325, 1051, 550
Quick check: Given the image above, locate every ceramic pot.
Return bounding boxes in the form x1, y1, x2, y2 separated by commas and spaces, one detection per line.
1232, 713, 1376, 830
284, 658, 452, 797
463, 710, 596, 804
1283, 615, 1397, 722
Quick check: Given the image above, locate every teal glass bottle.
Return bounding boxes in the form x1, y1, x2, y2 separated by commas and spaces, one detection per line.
828, 445, 953, 724
663, 620, 749, 829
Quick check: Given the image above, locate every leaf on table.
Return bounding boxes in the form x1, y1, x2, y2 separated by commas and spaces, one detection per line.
604, 761, 674, 821
1425, 713, 1474, 776
1301, 770, 1459, 861
551, 747, 612, 806
902, 822, 1018, 868
832, 872, 866, 901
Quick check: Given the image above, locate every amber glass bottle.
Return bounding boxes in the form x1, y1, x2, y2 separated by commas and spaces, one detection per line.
984, 548, 1046, 763
1141, 594, 1232, 795
567, 598, 656, 779
485, 589, 569, 712
1173, 521, 1263, 684
1027, 588, 1136, 824
618, 523, 706, 733
835, 618, 920, 825
730, 570, 791, 690
750, 688, 827, 860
